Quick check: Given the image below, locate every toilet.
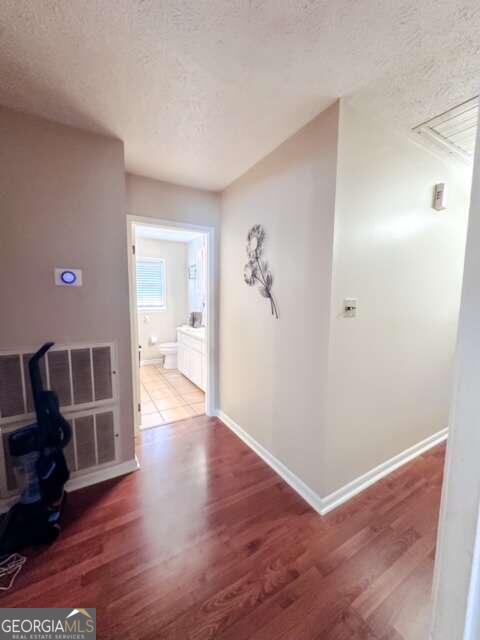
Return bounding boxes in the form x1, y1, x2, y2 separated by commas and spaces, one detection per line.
158, 342, 178, 369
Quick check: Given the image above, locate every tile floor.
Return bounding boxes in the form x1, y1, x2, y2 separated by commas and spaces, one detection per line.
140, 364, 205, 429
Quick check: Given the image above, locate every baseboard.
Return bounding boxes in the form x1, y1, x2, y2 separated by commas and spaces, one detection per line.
216, 410, 447, 516
0, 457, 140, 514
67, 456, 140, 492
140, 358, 164, 366
216, 410, 324, 514
320, 428, 448, 514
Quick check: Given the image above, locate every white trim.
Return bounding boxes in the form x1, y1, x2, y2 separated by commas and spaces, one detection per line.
0, 457, 140, 513
127, 214, 217, 420
127, 220, 142, 434
216, 410, 324, 513
66, 456, 140, 492
463, 507, 480, 639
216, 410, 447, 515
140, 358, 164, 366
320, 428, 448, 514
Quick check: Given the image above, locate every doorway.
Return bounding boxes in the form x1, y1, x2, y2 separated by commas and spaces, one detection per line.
127, 215, 216, 431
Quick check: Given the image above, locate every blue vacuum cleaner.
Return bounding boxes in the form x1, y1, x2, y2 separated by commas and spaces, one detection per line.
0, 342, 72, 555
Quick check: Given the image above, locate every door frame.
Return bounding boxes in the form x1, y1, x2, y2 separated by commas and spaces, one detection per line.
430, 116, 480, 639
126, 214, 218, 432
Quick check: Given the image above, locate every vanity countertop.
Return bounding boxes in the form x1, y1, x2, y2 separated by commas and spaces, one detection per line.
178, 325, 206, 340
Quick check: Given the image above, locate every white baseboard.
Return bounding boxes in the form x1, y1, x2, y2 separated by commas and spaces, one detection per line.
216, 410, 447, 516
0, 457, 140, 514
216, 410, 324, 513
140, 358, 164, 366
320, 428, 448, 514
67, 456, 140, 492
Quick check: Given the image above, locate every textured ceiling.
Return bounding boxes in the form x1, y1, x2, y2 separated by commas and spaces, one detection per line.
1, 1, 480, 190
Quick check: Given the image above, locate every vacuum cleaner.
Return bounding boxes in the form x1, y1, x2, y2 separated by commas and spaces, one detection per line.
0, 342, 72, 556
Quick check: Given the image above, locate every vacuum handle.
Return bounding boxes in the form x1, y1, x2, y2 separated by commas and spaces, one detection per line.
29, 342, 54, 419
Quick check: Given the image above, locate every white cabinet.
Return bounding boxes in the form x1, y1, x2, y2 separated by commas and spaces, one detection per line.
177, 326, 206, 391
189, 349, 202, 388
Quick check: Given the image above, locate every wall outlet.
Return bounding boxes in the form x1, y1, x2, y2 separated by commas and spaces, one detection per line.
344, 298, 357, 318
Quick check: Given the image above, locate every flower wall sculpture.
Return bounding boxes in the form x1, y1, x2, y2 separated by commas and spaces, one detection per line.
243, 224, 279, 319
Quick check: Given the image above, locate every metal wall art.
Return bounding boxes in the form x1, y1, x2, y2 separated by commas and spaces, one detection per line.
243, 224, 279, 319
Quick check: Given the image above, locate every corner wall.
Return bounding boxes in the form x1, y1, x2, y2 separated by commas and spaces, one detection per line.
219, 102, 340, 495
217, 98, 471, 505
321, 101, 471, 495
0, 107, 134, 463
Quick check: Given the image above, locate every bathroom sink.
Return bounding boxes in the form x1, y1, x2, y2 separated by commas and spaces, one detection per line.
178, 325, 205, 340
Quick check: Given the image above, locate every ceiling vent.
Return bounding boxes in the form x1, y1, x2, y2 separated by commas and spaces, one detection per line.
413, 96, 478, 162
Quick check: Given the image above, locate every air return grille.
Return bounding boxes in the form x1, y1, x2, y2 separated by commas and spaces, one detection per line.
413, 96, 478, 161
0, 407, 119, 497
0, 343, 116, 425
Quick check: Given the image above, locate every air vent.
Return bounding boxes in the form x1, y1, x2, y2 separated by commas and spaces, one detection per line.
71, 349, 93, 404
0, 343, 117, 425
0, 407, 119, 497
22, 353, 46, 413
48, 350, 72, 406
413, 96, 478, 161
0, 356, 25, 418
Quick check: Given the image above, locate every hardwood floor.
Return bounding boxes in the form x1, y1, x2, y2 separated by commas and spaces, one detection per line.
1, 416, 445, 639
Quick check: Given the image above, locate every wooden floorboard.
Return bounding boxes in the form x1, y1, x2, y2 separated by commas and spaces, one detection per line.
1, 416, 445, 640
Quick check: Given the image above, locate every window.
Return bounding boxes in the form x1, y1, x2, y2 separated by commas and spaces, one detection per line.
136, 258, 166, 310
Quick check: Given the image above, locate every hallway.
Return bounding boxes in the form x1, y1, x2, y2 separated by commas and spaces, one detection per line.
2, 416, 444, 639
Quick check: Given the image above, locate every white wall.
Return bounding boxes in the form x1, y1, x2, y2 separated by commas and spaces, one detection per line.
0, 107, 134, 463
136, 238, 188, 361
321, 101, 471, 495
431, 122, 480, 640
219, 103, 340, 495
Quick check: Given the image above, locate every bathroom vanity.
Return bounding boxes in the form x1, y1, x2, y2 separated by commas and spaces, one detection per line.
177, 325, 206, 391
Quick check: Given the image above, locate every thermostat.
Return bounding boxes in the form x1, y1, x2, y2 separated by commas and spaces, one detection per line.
54, 268, 82, 287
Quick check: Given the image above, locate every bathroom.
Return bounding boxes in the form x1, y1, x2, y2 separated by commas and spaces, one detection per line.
134, 224, 208, 429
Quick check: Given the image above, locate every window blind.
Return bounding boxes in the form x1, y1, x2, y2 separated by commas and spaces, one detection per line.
136, 259, 166, 309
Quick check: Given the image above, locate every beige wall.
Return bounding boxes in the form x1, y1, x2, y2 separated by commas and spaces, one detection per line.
219, 103, 340, 494
218, 98, 471, 503
126, 172, 221, 409
126, 174, 221, 229
0, 107, 134, 463
322, 101, 471, 495
1, 100, 471, 504
136, 238, 188, 359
